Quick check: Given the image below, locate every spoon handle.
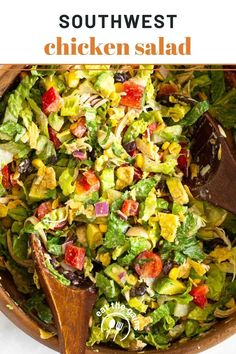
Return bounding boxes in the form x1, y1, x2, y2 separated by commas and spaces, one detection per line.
31, 235, 97, 354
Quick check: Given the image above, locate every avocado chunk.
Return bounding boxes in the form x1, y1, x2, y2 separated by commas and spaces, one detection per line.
128, 297, 148, 313
86, 224, 103, 249
94, 72, 115, 98
100, 168, 115, 192
166, 177, 189, 205
155, 277, 186, 295
104, 263, 128, 287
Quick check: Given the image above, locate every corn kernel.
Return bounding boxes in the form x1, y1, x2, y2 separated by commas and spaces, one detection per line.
162, 142, 170, 150
99, 224, 108, 233
169, 267, 179, 280
67, 71, 80, 88
149, 216, 159, 223
179, 213, 186, 222
168, 142, 181, 155
0, 205, 8, 218
127, 274, 138, 286
32, 159, 44, 169
99, 253, 111, 267
115, 83, 124, 92
190, 163, 199, 179
150, 301, 159, 309
135, 154, 144, 169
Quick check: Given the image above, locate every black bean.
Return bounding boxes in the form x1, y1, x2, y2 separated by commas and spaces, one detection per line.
63, 271, 77, 281
57, 267, 64, 274
48, 155, 58, 165
72, 279, 80, 287
156, 179, 168, 193
163, 260, 174, 275
114, 72, 131, 83
123, 141, 136, 154
18, 158, 31, 174
50, 258, 60, 269
130, 282, 147, 297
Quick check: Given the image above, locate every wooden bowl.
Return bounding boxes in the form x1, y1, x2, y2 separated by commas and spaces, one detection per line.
0, 65, 236, 354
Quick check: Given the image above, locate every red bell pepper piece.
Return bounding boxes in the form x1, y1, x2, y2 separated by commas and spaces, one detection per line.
120, 81, 145, 109
65, 244, 86, 270
48, 126, 61, 150
1, 165, 11, 189
76, 170, 100, 194
190, 284, 209, 309
42, 87, 61, 115
121, 199, 139, 217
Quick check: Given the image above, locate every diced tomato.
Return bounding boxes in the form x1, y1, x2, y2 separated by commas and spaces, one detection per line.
156, 83, 178, 100
144, 122, 159, 138
135, 251, 163, 278
42, 87, 61, 115
1, 165, 11, 189
65, 244, 86, 270
120, 81, 145, 109
70, 117, 87, 138
190, 284, 209, 309
36, 201, 52, 220
121, 199, 139, 217
177, 148, 190, 177
76, 170, 100, 194
48, 126, 61, 150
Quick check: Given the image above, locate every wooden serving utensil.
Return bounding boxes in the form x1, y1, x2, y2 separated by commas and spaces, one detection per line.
30, 234, 97, 354
187, 112, 236, 214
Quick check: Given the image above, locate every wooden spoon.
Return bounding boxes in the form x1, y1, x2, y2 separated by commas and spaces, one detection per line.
187, 112, 236, 214
30, 234, 97, 354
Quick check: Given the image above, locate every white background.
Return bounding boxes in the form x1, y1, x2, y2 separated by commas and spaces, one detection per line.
0, 312, 236, 354
0, 0, 236, 64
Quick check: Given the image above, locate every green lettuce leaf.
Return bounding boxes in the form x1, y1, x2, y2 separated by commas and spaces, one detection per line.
130, 176, 160, 201
210, 66, 225, 103
5, 75, 38, 121
118, 237, 151, 266
0, 121, 26, 141
59, 169, 75, 196
95, 273, 119, 300
85, 108, 99, 149
45, 257, 70, 286
0, 142, 30, 158
206, 264, 226, 301
46, 237, 63, 256
161, 213, 205, 264
178, 101, 209, 126
209, 88, 236, 128
104, 196, 129, 248
26, 292, 53, 324
148, 303, 176, 333
140, 332, 169, 350
188, 304, 215, 321
27, 98, 48, 137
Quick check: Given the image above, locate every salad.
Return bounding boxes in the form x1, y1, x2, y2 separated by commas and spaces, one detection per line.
0, 64, 236, 351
